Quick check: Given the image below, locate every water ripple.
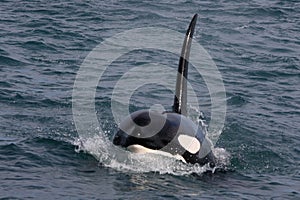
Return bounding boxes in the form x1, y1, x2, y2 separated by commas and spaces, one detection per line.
0, 0, 299, 198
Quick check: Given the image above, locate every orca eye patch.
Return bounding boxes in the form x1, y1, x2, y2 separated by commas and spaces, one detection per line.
177, 135, 201, 154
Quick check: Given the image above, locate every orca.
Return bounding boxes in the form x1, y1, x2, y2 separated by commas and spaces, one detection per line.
112, 14, 216, 167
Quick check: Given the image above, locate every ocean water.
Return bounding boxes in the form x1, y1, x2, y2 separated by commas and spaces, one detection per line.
0, 0, 299, 199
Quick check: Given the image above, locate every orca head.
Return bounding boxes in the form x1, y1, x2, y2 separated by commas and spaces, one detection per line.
113, 110, 216, 167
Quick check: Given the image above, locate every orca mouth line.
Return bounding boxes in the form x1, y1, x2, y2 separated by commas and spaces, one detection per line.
112, 14, 216, 168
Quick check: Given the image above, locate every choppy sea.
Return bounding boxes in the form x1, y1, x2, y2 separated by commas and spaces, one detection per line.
0, 0, 299, 199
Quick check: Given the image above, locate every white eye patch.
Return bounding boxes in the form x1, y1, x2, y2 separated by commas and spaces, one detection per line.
178, 135, 201, 154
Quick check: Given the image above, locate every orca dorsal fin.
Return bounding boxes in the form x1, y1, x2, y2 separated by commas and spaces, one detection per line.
172, 14, 198, 116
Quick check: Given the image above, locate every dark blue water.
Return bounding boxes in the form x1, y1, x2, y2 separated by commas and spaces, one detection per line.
1, 0, 299, 199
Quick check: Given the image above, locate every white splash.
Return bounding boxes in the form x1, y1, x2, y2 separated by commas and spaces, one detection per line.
74, 133, 229, 176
